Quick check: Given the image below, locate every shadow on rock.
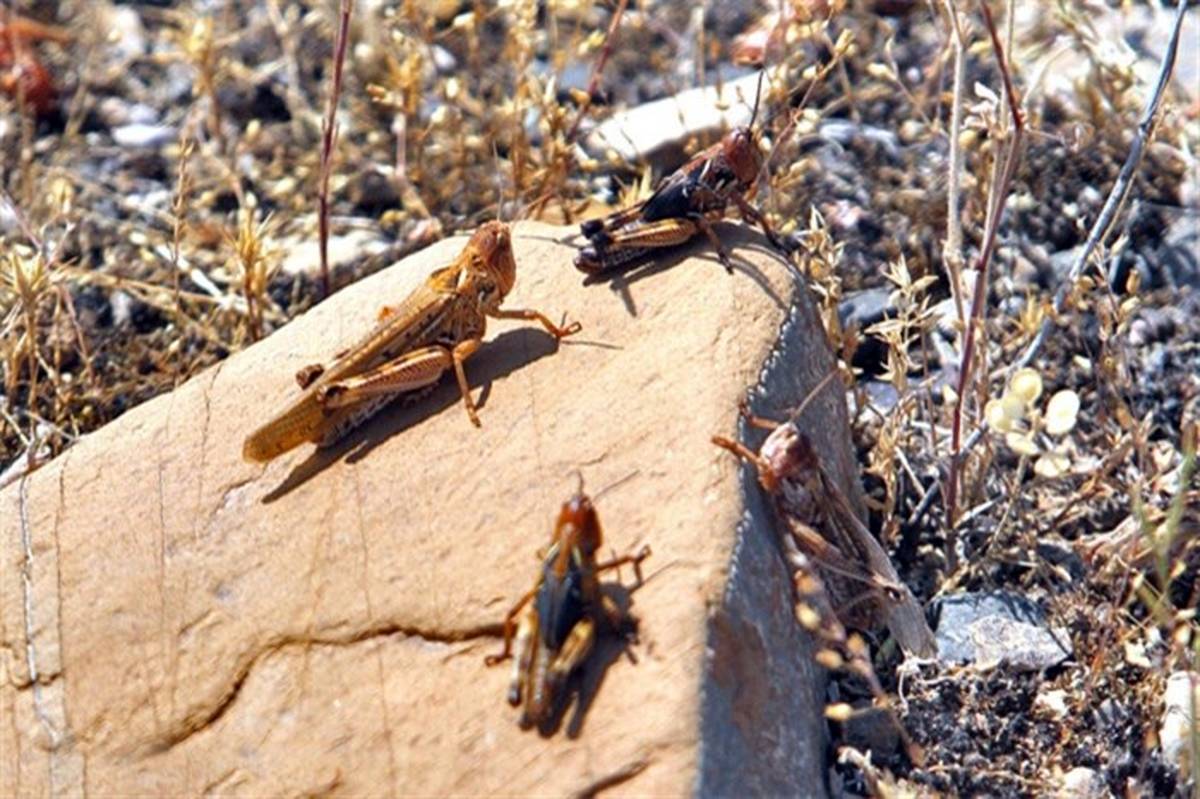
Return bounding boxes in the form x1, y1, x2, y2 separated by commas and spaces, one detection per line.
261, 326, 561, 502
578, 223, 790, 316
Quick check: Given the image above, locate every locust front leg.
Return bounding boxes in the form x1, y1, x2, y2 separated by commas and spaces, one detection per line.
690, 215, 736, 273
485, 584, 539, 667
318, 339, 484, 427
736, 398, 783, 431
489, 308, 581, 339
730, 192, 787, 254
595, 544, 652, 585
712, 435, 781, 493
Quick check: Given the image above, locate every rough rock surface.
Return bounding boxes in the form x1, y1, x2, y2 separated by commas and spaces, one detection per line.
2, 222, 863, 796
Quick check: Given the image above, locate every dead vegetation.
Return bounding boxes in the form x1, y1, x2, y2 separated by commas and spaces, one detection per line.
1, 0, 1196, 795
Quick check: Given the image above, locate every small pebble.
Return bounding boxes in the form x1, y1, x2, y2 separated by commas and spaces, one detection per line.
1060, 766, 1105, 798
1160, 671, 1198, 775
933, 592, 1072, 672
112, 123, 177, 149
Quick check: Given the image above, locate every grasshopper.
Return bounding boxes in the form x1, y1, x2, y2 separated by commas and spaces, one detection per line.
0, 12, 69, 115
712, 394, 937, 658
242, 221, 580, 463
574, 72, 785, 274
485, 482, 651, 730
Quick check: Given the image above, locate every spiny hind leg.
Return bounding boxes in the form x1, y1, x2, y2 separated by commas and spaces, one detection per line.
507, 605, 538, 708
580, 203, 646, 239
316, 345, 454, 409
576, 218, 701, 273
547, 618, 596, 695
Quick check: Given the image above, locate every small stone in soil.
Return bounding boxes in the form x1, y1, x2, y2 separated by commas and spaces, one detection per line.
932, 592, 1072, 672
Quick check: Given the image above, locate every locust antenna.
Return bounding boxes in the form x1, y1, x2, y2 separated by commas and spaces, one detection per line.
593, 470, 640, 502
788, 370, 841, 426
749, 68, 765, 130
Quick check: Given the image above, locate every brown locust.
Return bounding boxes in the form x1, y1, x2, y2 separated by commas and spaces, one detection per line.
713, 395, 937, 658
485, 482, 651, 729
243, 222, 580, 463
575, 72, 785, 273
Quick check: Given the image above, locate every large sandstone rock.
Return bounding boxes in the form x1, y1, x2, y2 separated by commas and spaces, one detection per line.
2, 222, 864, 796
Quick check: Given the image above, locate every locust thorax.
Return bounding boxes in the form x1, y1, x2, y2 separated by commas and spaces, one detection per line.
723, 126, 764, 190
468, 220, 516, 299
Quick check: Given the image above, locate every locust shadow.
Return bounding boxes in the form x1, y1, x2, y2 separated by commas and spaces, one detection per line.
578, 223, 791, 318
261, 326, 560, 502
533, 576, 650, 739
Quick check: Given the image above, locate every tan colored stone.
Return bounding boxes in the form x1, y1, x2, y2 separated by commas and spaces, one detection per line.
2, 222, 862, 796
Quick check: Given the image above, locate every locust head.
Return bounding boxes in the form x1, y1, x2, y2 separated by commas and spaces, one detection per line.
759, 422, 818, 491
723, 125, 764, 191
469, 220, 516, 298
553, 488, 603, 577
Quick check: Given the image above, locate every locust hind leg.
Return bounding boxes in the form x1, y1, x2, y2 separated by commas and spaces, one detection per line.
506, 605, 538, 709
318, 338, 484, 427
317, 345, 454, 408
580, 203, 647, 240
574, 218, 701, 273
546, 618, 596, 700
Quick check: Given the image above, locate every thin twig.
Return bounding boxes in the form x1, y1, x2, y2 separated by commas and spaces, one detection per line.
940, 0, 967, 323
943, 0, 1025, 545
1015, 0, 1190, 373
317, 0, 354, 299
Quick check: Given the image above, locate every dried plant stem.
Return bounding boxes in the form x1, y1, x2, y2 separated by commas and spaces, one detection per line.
940, 0, 966, 323
317, 0, 354, 299
919, 0, 1189, 538
564, 0, 628, 145
943, 0, 1025, 545
170, 136, 195, 318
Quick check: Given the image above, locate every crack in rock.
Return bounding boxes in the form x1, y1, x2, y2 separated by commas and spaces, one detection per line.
17, 466, 86, 795
146, 620, 501, 753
